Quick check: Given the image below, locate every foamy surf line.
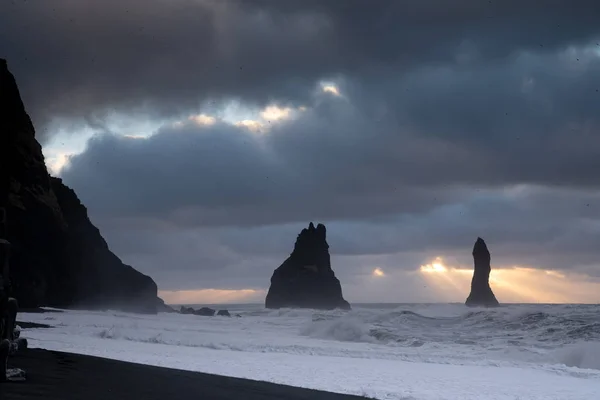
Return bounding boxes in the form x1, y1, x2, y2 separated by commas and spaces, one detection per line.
17, 307, 600, 400
20, 334, 600, 400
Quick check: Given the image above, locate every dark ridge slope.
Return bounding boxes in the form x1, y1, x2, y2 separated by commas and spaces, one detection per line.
0, 58, 158, 313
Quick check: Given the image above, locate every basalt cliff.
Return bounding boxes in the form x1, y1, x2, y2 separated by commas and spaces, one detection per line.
266, 222, 351, 310
0, 58, 159, 313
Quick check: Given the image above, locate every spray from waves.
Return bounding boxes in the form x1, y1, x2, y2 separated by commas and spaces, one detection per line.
298, 304, 600, 352
300, 310, 438, 346
552, 342, 600, 370
300, 317, 378, 343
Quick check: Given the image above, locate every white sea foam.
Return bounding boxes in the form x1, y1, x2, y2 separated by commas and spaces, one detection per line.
18, 303, 600, 400
552, 342, 600, 370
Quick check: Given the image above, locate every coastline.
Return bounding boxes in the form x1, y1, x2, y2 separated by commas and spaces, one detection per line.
2, 349, 370, 400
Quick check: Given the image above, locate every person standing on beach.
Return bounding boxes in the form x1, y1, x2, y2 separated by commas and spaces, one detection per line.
1, 242, 18, 344
0, 210, 11, 380
0, 209, 19, 381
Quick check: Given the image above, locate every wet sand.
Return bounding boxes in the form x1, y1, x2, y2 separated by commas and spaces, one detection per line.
1, 349, 370, 400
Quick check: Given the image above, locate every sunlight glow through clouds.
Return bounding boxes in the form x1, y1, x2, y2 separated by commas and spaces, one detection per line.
233, 104, 299, 134
189, 114, 217, 126
417, 257, 600, 304
320, 82, 341, 96
235, 119, 264, 133
419, 257, 448, 273
44, 101, 304, 174
260, 105, 292, 121
159, 289, 266, 305
184, 104, 299, 134
372, 267, 385, 277
45, 153, 73, 176
43, 85, 329, 176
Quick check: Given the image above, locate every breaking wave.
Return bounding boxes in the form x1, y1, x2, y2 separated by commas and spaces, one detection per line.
300, 304, 600, 346
553, 342, 600, 370
28, 303, 600, 374
20, 303, 600, 400
295, 304, 600, 371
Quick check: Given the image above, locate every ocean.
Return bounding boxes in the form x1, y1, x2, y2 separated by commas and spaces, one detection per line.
19, 303, 600, 400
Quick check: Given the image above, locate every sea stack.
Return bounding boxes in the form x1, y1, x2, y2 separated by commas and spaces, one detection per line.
265, 222, 351, 310
0, 58, 159, 313
465, 237, 499, 307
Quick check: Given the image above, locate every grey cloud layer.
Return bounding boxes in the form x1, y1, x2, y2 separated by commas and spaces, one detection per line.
60, 49, 600, 227
1, 0, 599, 140
58, 43, 600, 288
97, 183, 600, 291
3, 0, 600, 294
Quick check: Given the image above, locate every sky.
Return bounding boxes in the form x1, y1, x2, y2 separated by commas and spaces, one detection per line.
1, 0, 600, 304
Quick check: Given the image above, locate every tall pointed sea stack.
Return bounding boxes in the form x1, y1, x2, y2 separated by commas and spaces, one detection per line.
465, 237, 499, 307
265, 222, 351, 310
0, 58, 159, 313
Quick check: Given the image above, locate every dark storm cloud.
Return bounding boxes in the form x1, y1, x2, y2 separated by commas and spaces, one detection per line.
1, 0, 599, 140
341, 51, 600, 188
3, 0, 600, 295
60, 49, 600, 227
55, 40, 600, 290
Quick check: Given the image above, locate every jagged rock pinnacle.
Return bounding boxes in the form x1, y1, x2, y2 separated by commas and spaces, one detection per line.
473, 237, 487, 251
265, 222, 350, 310
465, 237, 499, 307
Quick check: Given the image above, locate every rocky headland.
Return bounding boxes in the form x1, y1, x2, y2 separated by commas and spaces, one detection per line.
0, 58, 159, 313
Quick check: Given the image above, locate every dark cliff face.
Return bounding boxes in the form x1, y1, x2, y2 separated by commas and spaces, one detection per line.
265, 222, 351, 310
0, 58, 158, 313
465, 237, 499, 307
51, 177, 158, 313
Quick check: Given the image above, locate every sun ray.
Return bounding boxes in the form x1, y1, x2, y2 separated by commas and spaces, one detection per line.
416, 258, 600, 303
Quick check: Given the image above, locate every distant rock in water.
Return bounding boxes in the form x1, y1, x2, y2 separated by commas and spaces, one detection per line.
194, 307, 216, 316
180, 306, 195, 315
0, 58, 158, 313
179, 306, 218, 317
265, 222, 351, 310
465, 237, 499, 307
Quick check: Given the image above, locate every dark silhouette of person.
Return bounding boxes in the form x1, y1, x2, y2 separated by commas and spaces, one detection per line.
0, 209, 20, 381
0, 239, 12, 381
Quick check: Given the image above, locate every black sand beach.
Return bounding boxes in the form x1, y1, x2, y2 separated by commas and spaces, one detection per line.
1, 349, 369, 400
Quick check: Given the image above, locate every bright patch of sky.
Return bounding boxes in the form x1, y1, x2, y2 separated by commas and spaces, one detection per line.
43, 81, 341, 175
321, 82, 341, 96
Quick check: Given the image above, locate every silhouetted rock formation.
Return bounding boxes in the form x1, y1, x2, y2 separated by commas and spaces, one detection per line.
216, 309, 231, 317
0, 58, 159, 313
195, 307, 216, 316
465, 237, 499, 307
265, 222, 351, 310
180, 306, 217, 316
